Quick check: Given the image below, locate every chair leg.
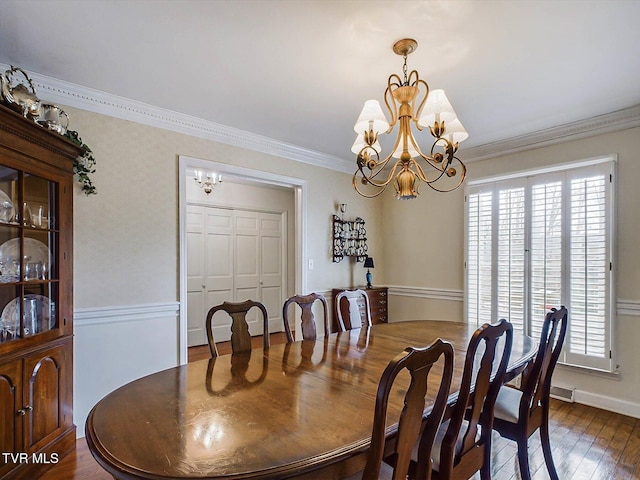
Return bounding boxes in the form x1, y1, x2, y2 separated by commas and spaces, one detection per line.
516, 437, 531, 480
480, 443, 492, 480
480, 461, 492, 480
540, 420, 559, 480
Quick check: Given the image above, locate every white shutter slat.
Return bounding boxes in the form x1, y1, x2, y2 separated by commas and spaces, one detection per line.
530, 181, 563, 340
467, 191, 493, 326
497, 187, 525, 332
569, 174, 607, 359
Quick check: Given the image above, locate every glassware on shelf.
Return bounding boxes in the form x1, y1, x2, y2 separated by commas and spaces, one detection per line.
0, 237, 51, 282
0, 308, 18, 341
30, 204, 48, 228
0, 294, 56, 338
22, 202, 31, 226
0, 190, 14, 223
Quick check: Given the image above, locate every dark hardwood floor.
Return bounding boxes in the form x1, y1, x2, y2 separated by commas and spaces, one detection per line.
39, 333, 640, 480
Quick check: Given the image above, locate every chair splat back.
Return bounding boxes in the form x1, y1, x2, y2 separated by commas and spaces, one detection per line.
362, 339, 454, 480
521, 306, 568, 420
492, 306, 568, 480
436, 319, 513, 479
282, 293, 329, 342
205, 300, 270, 357
335, 289, 371, 331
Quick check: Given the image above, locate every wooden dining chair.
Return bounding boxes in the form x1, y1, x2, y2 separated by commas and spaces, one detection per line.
345, 339, 455, 480
492, 306, 568, 480
430, 319, 513, 480
282, 292, 329, 342
335, 289, 371, 331
205, 300, 270, 357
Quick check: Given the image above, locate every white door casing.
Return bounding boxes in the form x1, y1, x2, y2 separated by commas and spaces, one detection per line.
179, 155, 307, 364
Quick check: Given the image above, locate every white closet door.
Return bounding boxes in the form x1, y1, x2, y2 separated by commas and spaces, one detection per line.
259, 213, 284, 333
234, 211, 261, 336
186, 205, 206, 346
205, 209, 235, 341
187, 206, 286, 346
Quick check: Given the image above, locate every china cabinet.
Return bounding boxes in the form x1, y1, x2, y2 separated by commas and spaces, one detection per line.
0, 105, 79, 479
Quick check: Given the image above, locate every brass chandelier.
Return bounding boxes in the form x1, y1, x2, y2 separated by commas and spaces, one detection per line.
352, 38, 468, 199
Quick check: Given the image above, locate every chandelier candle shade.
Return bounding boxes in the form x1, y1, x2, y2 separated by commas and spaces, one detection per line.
351, 38, 468, 199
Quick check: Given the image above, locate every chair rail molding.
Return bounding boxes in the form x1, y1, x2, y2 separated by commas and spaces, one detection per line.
388, 285, 464, 302
74, 301, 180, 326
617, 299, 640, 317
387, 287, 640, 317
3, 63, 638, 172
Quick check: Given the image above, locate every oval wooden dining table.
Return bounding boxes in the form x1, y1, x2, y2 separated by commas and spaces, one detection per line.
85, 320, 536, 480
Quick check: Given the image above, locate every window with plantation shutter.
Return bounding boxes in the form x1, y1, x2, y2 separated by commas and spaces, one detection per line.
467, 190, 493, 326
464, 156, 616, 372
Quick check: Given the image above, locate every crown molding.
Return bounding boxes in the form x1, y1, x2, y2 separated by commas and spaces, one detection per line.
0, 63, 353, 174
459, 104, 640, 163
3, 63, 638, 172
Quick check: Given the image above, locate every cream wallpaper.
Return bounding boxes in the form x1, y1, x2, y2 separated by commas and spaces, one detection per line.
67, 106, 385, 308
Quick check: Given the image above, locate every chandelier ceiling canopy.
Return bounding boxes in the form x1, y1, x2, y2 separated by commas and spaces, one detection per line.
352, 38, 468, 200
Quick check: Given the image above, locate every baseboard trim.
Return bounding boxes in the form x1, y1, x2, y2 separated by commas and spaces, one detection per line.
574, 390, 640, 419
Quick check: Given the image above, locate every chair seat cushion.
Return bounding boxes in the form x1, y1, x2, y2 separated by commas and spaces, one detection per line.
430, 419, 480, 472
494, 386, 523, 423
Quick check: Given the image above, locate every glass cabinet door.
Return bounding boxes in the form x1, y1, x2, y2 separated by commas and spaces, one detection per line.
0, 169, 59, 343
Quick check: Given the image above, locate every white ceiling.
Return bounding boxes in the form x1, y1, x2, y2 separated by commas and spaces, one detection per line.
1, 0, 639, 163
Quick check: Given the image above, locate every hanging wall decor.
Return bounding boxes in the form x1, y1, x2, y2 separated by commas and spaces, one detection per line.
332, 215, 367, 263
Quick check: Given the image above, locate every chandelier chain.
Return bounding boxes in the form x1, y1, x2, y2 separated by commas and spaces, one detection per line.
402, 54, 408, 85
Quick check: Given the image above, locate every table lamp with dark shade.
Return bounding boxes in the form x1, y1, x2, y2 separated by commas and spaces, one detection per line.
364, 256, 375, 288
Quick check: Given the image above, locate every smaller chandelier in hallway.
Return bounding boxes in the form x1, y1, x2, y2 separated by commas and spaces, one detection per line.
194, 170, 221, 195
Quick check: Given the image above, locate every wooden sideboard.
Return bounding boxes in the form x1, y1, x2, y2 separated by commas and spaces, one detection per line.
331, 286, 388, 332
